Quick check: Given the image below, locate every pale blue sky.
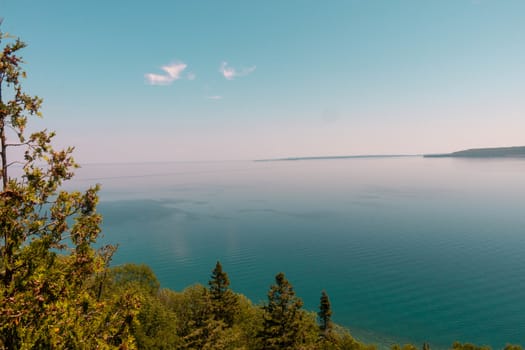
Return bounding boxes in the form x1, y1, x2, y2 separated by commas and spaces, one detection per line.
1, 0, 524, 162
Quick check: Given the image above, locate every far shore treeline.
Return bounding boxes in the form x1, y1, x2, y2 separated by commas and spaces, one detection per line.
255, 145, 525, 162
1, 31, 524, 350
423, 146, 525, 158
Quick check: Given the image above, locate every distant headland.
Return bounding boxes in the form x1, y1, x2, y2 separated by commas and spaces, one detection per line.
424, 146, 525, 158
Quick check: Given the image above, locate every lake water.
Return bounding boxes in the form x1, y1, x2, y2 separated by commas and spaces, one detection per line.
68, 157, 525, 349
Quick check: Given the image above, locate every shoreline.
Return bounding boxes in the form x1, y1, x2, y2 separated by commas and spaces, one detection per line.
349, 327, 448, 350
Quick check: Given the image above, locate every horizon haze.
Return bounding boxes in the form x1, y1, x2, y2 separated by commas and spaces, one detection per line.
2, 0, 524, 163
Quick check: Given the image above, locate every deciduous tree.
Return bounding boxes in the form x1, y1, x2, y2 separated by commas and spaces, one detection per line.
451, 342, 491, 350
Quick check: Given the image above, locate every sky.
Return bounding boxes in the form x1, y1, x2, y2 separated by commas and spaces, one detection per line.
1, 0, 524, 163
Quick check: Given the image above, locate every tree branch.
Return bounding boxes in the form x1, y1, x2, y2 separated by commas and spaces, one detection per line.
6, 161, 23, 168
6, 142, 29, 147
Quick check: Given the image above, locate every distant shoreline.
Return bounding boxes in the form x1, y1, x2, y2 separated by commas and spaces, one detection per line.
424, 146, 525, 158
255, 155, 418, 162
256, 146, 525, 162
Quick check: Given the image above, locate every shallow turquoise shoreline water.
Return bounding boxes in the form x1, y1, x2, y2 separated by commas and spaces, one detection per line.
69, 157, 525, 349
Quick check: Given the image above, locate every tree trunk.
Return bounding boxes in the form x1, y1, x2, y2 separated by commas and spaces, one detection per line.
0, 83, 7, 190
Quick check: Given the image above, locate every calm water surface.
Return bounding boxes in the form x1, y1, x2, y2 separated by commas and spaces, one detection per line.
69, 157, 525, 349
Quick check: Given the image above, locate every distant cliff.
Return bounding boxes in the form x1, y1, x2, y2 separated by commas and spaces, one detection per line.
424, 146, 525, 158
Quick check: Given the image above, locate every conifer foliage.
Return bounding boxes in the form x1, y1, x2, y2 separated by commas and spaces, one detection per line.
319, 290, 333, 337
0, 30, 138, 349
259, 272, 305, 350
208, 260, 239, 327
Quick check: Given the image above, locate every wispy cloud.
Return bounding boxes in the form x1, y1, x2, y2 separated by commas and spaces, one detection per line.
145, 62, 187, 85
207, 95, 223, 100
220, 62, 256, 80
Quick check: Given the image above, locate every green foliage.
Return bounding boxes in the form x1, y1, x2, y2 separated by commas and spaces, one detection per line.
235, 293, 265, 349
451, 342, 492, 350
99, 264, 179, 349
504, 345, 523, 350
319, 290, 333, 336
259, 272, 307, 350
131, 292, 180, 350
209, 261, 239, 327
110, 263, 160, 295
320, 325, 376, 350
166, 284, 214, 348
0, 30, 138, 349
392, 344, 419, 350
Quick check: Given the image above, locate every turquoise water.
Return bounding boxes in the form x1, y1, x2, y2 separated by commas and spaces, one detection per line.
69, 157, 525, 349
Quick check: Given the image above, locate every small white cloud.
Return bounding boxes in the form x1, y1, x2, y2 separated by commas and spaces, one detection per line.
220, 62, 256, 80
220, 62, 236, 80
145, 62, 187, 85
207, 95, 223, 100
144, 73, 173, 85
186, 72, 196, 81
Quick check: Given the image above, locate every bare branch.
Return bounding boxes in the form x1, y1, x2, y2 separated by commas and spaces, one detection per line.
6, 161, 23, 168
6, 142, 29, 147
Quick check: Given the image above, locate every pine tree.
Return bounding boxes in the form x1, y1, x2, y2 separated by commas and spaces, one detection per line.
208, 261, 239, 327
318, 290, 333, 337
0, 28, 139, 349
259, 272, 305, 350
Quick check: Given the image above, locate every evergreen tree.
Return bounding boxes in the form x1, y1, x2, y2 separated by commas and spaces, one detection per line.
319, 290, 333, 337
173, 284, 214, 349
0, 29, 139, 349
259, 272, 305, 350
208, 260, 239, 327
